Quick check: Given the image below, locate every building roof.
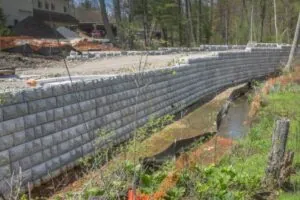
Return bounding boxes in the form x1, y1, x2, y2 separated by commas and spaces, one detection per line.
12, 16, 65, 39
33, 9, 79, 24
74, 7, 115, 24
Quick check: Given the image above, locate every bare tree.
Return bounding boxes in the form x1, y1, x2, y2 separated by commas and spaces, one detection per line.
113, 0, 123, 44
285, 12, 300, 71
260, 0, 267, 42
273, 0, 278, 42
99, 0, 115, 42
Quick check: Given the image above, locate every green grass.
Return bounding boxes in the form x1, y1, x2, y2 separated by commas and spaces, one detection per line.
222, 83, 300, 199
168, 83, 300, 199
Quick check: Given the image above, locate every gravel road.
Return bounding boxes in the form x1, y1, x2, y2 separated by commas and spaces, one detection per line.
0, 52, 206, 93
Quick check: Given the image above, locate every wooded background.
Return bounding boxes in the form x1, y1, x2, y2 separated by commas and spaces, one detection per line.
55, 0, 300, 48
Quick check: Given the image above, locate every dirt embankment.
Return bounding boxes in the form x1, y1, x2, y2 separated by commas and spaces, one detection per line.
0, 52, 62, 70
0, 37, 119, 55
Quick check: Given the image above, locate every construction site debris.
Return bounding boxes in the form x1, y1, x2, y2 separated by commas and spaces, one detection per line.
0, 36, 118, 56
72, 39, 119, 51
57, 27, 80, 39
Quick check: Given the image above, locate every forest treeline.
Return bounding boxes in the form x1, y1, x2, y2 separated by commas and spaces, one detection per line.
80, 0, 300, 48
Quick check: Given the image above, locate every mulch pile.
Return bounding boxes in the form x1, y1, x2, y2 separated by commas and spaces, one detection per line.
73, 39, 120, 51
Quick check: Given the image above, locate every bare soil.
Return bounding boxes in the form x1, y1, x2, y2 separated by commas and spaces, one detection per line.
0, 52, 204, 93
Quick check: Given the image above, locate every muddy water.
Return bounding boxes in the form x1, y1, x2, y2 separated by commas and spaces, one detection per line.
218, 95, 250, 139
142, 86, 249, 157
143, 89, 250, 159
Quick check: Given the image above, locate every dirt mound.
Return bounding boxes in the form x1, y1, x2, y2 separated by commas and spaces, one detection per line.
0, 36, 75, 56
0, 52, 62, 70
73, 39, 120, 51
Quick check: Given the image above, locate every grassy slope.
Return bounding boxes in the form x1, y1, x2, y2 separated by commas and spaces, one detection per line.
166, 83, 300, 199
221, 83, 300, 199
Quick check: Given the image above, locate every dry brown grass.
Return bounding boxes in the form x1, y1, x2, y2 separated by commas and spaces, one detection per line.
248, 64, 300, 122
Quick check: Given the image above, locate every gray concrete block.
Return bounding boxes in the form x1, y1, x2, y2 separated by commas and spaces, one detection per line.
42, 122, 56, 135
13, 130, 32, 146
57, 141, 70, 154
54, 120, 63, 131
45, 97, 57, 109
82, 142, 93, 154
46, 157, 60, 171
11, 161, 20, 174
52, 84, 67, 96
46, 110, 54, 121
60, 152, 72, 165
73, 136, 82, 147
30, 151, 43, 166
61, 130, 69, 141
43, 149, 52, 161
36, 112, 47, 125
22, 169, 32, 183
0, 150, 9, 166
0, 135, 13, 151
32, 163, 47, 180
30, 139, 42, 153
2, 103, 28, 120
0, 165, 11, 179
34, 126, 43, 138
28, 99, 47, 113
63, 105, 73, 117
9, 144, 26, 162
54, 107, 65, 120
1, 117, 24, 136
51, 145, 58, 156
0, 108, 3, 122
24, 114, 37, 128
41, 135, 54, 149
19, 156, 32, 170
52, 132, 63, 144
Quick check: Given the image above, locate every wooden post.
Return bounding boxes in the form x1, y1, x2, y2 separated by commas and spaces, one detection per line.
264, 118, 294, 190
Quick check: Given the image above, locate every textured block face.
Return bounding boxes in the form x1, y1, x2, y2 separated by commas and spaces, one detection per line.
0, 135, 13, 151
2, 103, 28, 121
0, 150, 9, 166
0, 165, 11, 179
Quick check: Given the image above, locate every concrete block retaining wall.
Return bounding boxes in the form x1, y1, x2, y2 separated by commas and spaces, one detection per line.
0, 44, 297, 194
67, 45, 247, 60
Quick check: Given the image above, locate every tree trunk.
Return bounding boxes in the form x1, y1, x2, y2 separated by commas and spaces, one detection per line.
143, 0, 149, 47
99, 0, 115, 43
250, 2, 254, 43
273, 0, 278, 42
198, 0, 202, 44
113, 0, 122, 45
185, 0, 190, 46
285, 12, 300, 71
187, 0, 196, 46
260, 0, 266, 42
128, 0, 134, 49
178, 0, 183, 46
209, 0, 214, 44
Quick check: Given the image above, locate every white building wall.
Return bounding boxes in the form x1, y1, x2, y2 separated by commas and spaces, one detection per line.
32, 0, 73, 14
0, 0, 33, 26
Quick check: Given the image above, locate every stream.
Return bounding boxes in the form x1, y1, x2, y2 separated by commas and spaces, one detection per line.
218, 95, 250, 139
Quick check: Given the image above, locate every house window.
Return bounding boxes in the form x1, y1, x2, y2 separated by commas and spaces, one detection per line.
45, 2, 49, 10
64, 6, 67, 13
51, 3, 55, 10
38, 0, 42, 8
